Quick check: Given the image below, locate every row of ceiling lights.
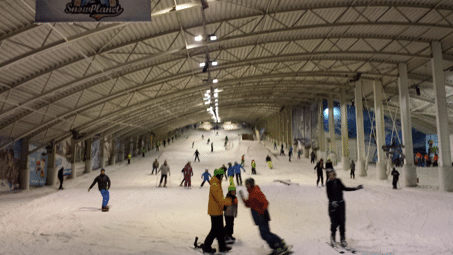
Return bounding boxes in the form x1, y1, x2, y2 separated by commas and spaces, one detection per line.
204, 88, 221, 123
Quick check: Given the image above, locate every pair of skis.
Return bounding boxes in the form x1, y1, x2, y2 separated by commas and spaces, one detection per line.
327, 242, 357, 254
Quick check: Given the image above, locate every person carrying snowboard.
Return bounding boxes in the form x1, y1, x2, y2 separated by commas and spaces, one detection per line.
201, 169, 212, 188
201, 169, 232, 254
239, 178, 290, 255
326, 169, 363, 248
152, 159, 159, 175
224, 182, 238, 244
391, 167, 400, 189
194, 149, 200, 162
251, 159, 256, 175
88, 168, 111, 212
314, 159, 324, 187
158, 160, 170, 187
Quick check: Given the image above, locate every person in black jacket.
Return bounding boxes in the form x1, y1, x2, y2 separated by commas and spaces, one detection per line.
326, 169, 363, 247
391, 167, 400, 189
58, 167, 64, 190
314, 159, 324, 187
88, 168, 111, 212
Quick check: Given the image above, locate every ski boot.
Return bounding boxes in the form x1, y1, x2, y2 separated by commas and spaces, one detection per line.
202, 246, 216, 254
340, 239, 347, 248
329, 236, 336, 247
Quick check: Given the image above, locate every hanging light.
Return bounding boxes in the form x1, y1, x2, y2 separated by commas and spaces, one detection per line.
195, 35, 203, 41
212, 61, 218, 66
213, 79, 218, 83
199, 62, 206, 67
210, 35, 217, 41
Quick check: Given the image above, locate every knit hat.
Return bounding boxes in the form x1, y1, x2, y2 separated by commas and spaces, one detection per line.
228, 182, 236, 192
214, 168, 225, 176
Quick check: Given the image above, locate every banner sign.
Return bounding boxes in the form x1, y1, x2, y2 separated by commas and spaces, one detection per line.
36, 0, 151, 23
29, 144, 48, 186
55, 138, 72, 176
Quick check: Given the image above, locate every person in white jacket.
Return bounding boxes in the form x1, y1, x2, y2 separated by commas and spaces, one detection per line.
158, 160, 170, 187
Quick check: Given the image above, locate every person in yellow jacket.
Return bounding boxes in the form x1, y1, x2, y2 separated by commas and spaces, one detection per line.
127, 153, 132, 164
202, 169, 232, 254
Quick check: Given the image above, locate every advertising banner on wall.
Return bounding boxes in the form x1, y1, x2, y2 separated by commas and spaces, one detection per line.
0, 137, 21, 192
35, 0, 152, 23
55, 138, 72, 176
29, 144, 48, 186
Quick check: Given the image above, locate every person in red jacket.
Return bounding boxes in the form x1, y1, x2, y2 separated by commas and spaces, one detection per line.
239, 178, 289, 255
183, 162, 193, 189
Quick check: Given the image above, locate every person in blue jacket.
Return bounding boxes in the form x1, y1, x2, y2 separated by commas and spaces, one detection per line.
234, 162, 246, 186
201, 169, 212, 188
227, 162, 235, 183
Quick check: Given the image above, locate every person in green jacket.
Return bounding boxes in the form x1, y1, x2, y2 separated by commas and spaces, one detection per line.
128, 153, 132, 164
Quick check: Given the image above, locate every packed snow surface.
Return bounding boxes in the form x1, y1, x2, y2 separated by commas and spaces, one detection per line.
1, 129, 453, 255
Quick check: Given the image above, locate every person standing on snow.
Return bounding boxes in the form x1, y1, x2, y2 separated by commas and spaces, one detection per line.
288, 146, 293, 162
201, 169, 231, 254
326, 169, 363, 248
142, 147, 145, 157
241, 155, 245, 166
201, 169, 212, 187
211, 142, 214, 152
224, 182, 238, 244
350, 160, 355, 179
239, 178, 289, 255
88, 168, 111, 212
391, 167, 400, 189
152, 159, 159, 175
127, 153, 131, 164
58, 167, 65, 190
194, 149, 201, 162
314, 159, 324, 187
157, 160, 170, 187
234, 162, 246, 186
251, 160, 256, 175
227, 162, 235, 183
310, 151, 316, 164
183, 162, 193, 189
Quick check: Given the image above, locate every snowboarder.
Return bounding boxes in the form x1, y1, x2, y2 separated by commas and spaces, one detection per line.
194, 149, 200, 162
326, 169, 363, 247
234, 162, 246, 186
350, 160, 355, 179
224, 182, 238, 244
157, 160, 170, 187
239, 178, 290, 255
152, 159, 159, 175
251, 159, 256, 175
127, 153, 131, 164
58, 167, 64, 190
314, 159, 324, 187
201, 169, 212, 187
310, 151, 316, 164
88, 168, 111, 212
202, 168, 231, 254
182, 162, 193, 188
391, 167, 399, 189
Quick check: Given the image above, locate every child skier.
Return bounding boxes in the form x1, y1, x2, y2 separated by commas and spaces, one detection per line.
88, 168, 111, 212
251, 159, 256, 175
201, 169, 212, 188
234, 162, 246, 186
297, 150, 301, 159
224, 182, 238, 244
183, 162, 193, 189
326, 169, 363, 248
152, 159, 159, 175
194, 149, 200, 162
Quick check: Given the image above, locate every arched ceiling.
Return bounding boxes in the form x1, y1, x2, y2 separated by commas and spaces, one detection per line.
1, 0, 453, 148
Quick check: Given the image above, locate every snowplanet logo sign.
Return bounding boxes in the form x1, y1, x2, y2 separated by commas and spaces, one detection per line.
65, 0, 124, 21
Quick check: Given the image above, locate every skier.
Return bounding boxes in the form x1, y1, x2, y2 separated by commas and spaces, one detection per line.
297, 150, 302, 159
194, 149, 200, 162
280, 147, 285, 156
157, 160, 170, 187
350, 160, 355, 179
288, 146, 293, 162
227, 162, 235, 184
142, 147, 145, 157
326, 169, 363, 248
224, 182, 238, 244
88, 168, 111, 212
234, 162, 246, 186
391, 167, 400, 189
201, 169, 212, 187
241, 155, 245, 166
207, 138, 210, 145
128, 153, 131, 164
251, 159, 256, 175
310, 151, 316, 164
274, 142, 277, 150
220, 164, 228, 181
266, 155, 273, 169
211, 142, 213, 152
183, 162, 193, 188
202, 168, 231, 254
152, 159, 159, 175
156, 141, 160, 151
58, 167, 64, 190
239, 178, 290, 255
314, 159, 324, 187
